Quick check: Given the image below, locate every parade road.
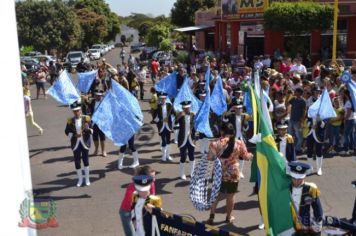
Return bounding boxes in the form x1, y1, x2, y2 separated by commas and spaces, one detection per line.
27, 47, 356, 236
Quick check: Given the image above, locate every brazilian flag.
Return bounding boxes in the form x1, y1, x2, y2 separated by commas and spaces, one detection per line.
249, 85, 295, 235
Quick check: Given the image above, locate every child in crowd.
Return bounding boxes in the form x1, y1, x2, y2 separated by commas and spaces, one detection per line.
149, 87, 158, 124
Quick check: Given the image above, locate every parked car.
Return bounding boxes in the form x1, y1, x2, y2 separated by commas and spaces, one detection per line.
24, 51, 41, 57
87, 49, 101, 60
33, 55, 56, 67
20, 57, 40, 73
140, 47, 158, 61
92, 44, 105, 56
65, 51, 89, 71
130, 42, 145, 53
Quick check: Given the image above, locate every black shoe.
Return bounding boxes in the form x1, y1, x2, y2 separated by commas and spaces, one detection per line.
296, 151, 303, 156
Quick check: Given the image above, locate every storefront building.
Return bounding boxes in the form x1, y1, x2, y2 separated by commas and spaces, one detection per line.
195, 0, 356, 62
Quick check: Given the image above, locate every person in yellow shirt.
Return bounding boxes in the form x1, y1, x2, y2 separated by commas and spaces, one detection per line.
149, 87, 158, 124
328, 97, 344, 154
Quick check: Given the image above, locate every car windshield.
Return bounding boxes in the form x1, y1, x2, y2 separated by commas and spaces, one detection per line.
89, 49, 98, 53
68, 53, 82, 58
92, 45, 101, 49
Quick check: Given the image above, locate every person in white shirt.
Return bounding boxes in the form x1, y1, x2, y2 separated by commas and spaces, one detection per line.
290, 58, 307, 75
137, 66, 147, 100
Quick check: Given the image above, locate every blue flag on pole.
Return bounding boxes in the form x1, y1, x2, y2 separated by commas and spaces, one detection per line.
340, 70, 356, 111
77, 70, 97, 93
91, 92, 143, 146
173, 77, 202, 113
111, 79, 144, 122
210, 76, 227, 115
195, 67, 213, 137
308, 89, 337, 120
47, 70, 80, 105
154, 71, 178, 98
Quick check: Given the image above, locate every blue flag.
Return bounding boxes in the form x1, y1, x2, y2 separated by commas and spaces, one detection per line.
111, 79, 144, 122
173, 77, 202, 113
195, 67, 213, 137
77, 70, 97, 93
47, 70, 80, 105
341, 70, 356, 111
92, 92, 142, 146
308, 89, 337, 120
154, 71, 178, 98
210, 76, 227, 115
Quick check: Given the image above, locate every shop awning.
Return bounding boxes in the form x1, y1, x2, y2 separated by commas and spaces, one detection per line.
174, 25, 214, 33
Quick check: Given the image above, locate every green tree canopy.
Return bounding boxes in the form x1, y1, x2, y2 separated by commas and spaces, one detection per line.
75, 8, 108, 49
16, 0, 82, 52
159, 38, 172, 51
69, 0, 121, 41
146, 24, 170, 48
264, 1, 334, 34
170, 0, 215, 27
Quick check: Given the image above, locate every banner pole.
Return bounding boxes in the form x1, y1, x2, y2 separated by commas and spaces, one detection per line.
332, 0, 339, 63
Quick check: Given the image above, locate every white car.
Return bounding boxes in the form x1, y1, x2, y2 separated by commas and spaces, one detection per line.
87, 49, 101, 60
33, 55, 56, 66
92, 44, 105, 56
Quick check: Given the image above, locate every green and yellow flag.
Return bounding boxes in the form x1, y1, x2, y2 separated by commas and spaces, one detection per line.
249, 85, 294, 235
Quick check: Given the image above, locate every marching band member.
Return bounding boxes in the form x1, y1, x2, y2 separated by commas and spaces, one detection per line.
306, 115, 325, 176
131, 175, 162, 236
176, 101, 196, 180
275, 121, 296, 163
154, 92, 173, 162
287, 162, 323, 235
118, 135, 140, 170
65, 101, 93, 187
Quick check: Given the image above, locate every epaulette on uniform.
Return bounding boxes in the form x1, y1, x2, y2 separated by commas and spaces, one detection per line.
305, 182, 320, 198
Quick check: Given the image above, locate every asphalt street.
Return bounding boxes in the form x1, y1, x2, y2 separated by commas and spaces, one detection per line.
26, 47, 356, 236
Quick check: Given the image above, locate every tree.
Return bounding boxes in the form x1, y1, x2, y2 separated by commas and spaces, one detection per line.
138, 21, 154, 38
75, 8, 108, 49
170, 0, 215, 27
146, 24, 170, 48
159, 38, 172, 51
264, 2, 333, 58
16, 0, 82, 53
264, 1, 333, 34
69, 0, 121, 41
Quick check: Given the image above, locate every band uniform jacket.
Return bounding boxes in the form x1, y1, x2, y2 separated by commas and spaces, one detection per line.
176, 112, 196, 148
275, 134, 296, 162
291, 182, 323, 231
222, 112, 250, 137
65, 115, 93, 150
156, 103, 173, 133
131, 193, 162, 236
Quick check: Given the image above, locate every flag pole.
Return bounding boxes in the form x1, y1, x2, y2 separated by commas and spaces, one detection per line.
332, 0, 339, 63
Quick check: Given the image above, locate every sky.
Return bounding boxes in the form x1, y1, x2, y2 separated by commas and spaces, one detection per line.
106, 0, 176, 17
